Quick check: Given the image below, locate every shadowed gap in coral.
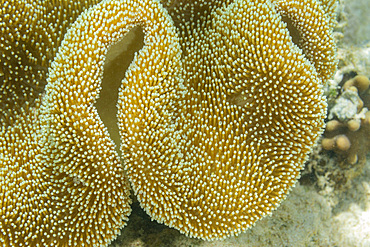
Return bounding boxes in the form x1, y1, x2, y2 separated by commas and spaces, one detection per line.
95, 26, 144, 154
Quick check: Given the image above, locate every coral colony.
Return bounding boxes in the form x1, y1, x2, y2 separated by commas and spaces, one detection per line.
1, 0, 337, 246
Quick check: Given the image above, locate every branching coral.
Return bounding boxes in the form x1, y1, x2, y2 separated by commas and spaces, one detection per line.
320, 74, 370, 189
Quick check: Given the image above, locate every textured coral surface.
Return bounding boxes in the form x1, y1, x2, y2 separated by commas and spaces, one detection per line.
2, 0, 369, 246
